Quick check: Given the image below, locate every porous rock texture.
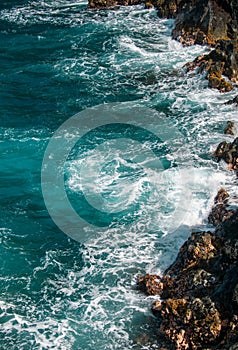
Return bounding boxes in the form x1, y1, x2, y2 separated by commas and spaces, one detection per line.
138, 208, 238, 349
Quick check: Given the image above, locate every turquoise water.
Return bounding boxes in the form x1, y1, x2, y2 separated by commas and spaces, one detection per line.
1, 1, 238, 349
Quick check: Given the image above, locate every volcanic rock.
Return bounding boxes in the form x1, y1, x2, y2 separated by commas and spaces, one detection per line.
138, 210, 238, 349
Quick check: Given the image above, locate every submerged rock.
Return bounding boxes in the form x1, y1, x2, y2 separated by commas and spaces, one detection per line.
138, 209, 238, 349
225, 95, 238, 106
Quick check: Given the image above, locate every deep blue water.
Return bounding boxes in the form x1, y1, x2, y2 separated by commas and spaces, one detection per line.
1, 1, 238, 349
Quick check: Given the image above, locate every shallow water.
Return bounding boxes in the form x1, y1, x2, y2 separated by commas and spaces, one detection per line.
1, 1, 238, 349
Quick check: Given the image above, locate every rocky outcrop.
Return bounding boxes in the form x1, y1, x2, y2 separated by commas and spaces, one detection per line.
138, 127, 238, 349
172, 0, 234, 46
156, 1, 238, 91
224, 121, 236, 135
154, 0, 178, 18
88, 0, 142, 9
155, 0, 238, 46
184, 41, 236, 91
184, 40, 238, 91
138, 208, 238, 350
88, 0, 238, 91
212, 136, 238, 172
208, 188, 234, 226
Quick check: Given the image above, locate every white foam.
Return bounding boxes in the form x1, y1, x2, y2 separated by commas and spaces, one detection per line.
2, 1, 238, 349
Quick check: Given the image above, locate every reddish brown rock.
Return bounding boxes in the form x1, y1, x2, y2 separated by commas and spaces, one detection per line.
156, 1, 238, 91
212, 137, 238, 173
155, 1, 238, 46
208, 189, 234, 227
138, 210, 238, 349
88, 0, 142, 9
184, 40, 238, 92
137, 274, 163, 295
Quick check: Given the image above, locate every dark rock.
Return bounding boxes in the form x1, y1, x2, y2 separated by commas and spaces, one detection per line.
214, 188, 230, 205
154, 296, 222, 350
212, 141, 231, 162
212, 137, 238, 173
156, 1, 238, 91
155, 0, 238, 45
88, 0, 142, 9
168, 1, 237, 46
155, 0, 177, 18
137, 274, 163, 295
224, 121, 236, 135
184, 40, 238, 92
208, 188, 234, 227
225, 95, 238, 105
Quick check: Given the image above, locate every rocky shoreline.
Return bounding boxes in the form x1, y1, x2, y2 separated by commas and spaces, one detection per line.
89, 0, 238, 94
87, 0, 238, 349
135, 119, 238, 349
138, 194, 238, 350
136, 127, 238, 349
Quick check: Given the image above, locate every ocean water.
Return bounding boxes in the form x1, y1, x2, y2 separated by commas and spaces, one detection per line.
1, 1, 238, 349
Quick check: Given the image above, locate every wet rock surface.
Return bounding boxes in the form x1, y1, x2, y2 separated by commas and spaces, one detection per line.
224, 121, 236, 136
208, 188, 234, 226
88, 0, 142, 9
184, 40, 238, 92
173, 1, 233, 46
213, 136, 238, 173
89, 0, 238, 92
138, 208, 238, 349
156, 1, 238, 91
88, 0, 238, 92
138, 129, 238, 350
155, 1, 238, 45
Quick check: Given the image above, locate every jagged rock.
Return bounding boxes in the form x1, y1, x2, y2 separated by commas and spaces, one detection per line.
214, 188, 230, 204
208, 188, 234, 226
164, 0, 237, 46
155, 0, 237, 47
155, 1, 238, 91
184, 40, 238, 92
138, 210, 238, 349
137, 274, 163, 295
212, 137, 238, 172
224, 121, 236, 135
154, 296, 222, 350
88, 0, 142, 9
155, 0, 177, 18
212, 141, 231, 162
